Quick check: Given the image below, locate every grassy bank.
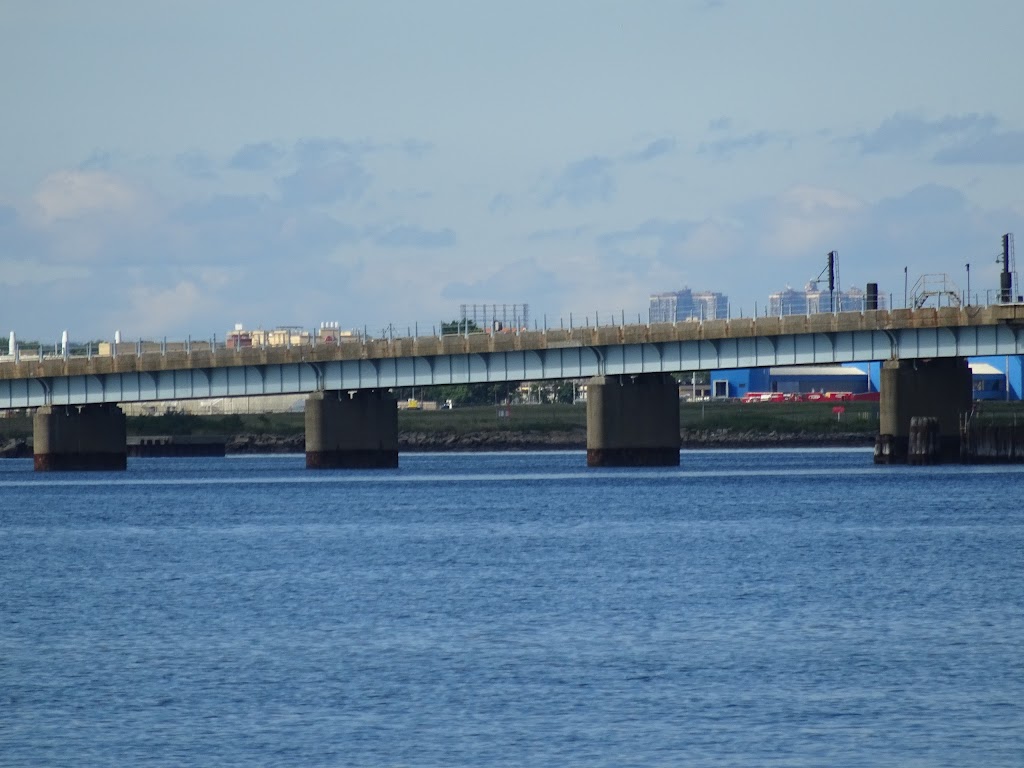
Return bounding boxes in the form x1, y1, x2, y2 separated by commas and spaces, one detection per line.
400, 401, 883, 435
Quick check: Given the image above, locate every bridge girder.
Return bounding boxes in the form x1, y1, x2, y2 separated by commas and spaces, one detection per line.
2, 322, 1022, 409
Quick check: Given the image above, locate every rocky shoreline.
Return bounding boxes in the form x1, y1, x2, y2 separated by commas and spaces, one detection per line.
0, 439, 31, 458
680, 429, 874, 449
1, 430, 874, 459
225, 429, 873, 454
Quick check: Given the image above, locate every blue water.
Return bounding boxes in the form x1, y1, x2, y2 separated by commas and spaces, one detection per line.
2, 450, 1023, 767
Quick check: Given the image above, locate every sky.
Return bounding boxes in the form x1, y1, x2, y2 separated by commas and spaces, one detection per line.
2, 0, 1024, 342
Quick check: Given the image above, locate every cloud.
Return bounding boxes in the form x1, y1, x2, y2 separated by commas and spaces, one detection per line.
627, 138, 676, 163
1, 139, 451, 336
835, 185, 1016, 302
544, 138, 676, 208
2, 187, 135, 276
31, 170, 138, 223
228, 142, 286, 171
0, 205, 17, 228
699, 183, 1024, 309
167, 194, 360, 268
276, 160, 371, 206
370, 225, 455, 249
598, 218, 696, 257
173, 194, 269, 224
756, 185, 863, 255
934, 130, 1024, 164
527, 225, 587, 242
545, 156, 616, 206
854, 112, 997, 154
8, 123, 1022, 342
871, 183, 964, 221
0, 259, 89, 287
78, 151, 118, 172
592, 218, 714, 299
117, 280, 208, 337
700, 130, 788, 158
778, 185, 862, 215
175, 150, 218, 180
293, 138, 357, 166
281, 211, 361, 251
488, 193, 513, 214
441, 260, 569, 305
400, 139, 433, 159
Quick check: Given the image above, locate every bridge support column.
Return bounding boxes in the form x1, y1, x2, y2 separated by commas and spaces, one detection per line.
875, 358, 972, 464
586, 373, 680, 467
33, 404, 127, 471
305, 390, 398, 469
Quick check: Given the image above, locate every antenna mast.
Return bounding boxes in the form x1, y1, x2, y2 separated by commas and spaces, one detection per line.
814, 251, 839, 311
999, 233, 1016, 303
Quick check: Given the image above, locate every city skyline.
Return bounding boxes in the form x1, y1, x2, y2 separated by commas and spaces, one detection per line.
649, 288, 729, 323
2, 1, 1023, 341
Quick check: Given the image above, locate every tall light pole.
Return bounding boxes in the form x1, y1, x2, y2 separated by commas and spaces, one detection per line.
965, 263, 971, 306
904, 266, 908, 309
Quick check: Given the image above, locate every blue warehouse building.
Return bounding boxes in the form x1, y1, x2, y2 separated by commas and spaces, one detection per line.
966, 356, 1023, 401
710, 357, 1024, 401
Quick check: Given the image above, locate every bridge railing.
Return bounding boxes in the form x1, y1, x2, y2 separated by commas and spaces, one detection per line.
2, 296, 1020, 367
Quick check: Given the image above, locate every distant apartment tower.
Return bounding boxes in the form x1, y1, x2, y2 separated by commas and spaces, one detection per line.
649, 289, 729, 323
768, 283, 888, 316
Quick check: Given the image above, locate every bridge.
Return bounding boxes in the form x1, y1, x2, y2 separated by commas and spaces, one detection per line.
3, 304, 1024, 470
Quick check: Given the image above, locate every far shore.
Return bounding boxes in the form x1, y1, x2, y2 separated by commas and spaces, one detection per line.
4, 430, 876, 460
225, 429, 874, 455
0, 401, 891, 458
2, 429, 873, 459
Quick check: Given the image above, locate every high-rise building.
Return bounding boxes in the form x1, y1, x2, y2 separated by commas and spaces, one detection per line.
649, 289, 729, 323
692, 291, 729, 320
768, 283, 888, 316
767, 286, 809, 316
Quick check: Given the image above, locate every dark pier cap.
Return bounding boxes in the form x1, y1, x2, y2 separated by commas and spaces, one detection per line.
33, 404, 127, 471
305, 389, 398, 469
586, 373, 680, 467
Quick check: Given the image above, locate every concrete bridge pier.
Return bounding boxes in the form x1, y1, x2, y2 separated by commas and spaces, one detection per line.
33, 404, 128, 471
305, 389, 398, 469
586, 373, 680, 467
876, 358, 973, 464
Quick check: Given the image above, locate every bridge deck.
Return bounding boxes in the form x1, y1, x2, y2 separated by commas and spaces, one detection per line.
2, 306, 1023, 409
